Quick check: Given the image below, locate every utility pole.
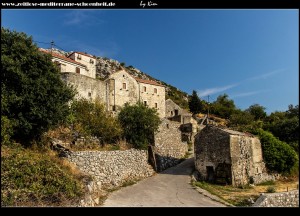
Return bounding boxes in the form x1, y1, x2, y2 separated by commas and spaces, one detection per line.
50, 40, 54, 54
207, 95, 210, 125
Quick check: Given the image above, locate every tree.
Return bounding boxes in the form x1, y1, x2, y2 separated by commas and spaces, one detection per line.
211, 94, 236, 119
118, 102, 161, 149
188, 90, 203, 114
1, 28, 75, 145
246, 104, 267, 121
229, 109, 254, 130
69, 99, 122, 144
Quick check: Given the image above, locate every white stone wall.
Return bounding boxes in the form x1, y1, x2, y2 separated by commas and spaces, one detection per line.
67, 149, 155, 190
253, 190, 299, 207
139, 82, 165, 118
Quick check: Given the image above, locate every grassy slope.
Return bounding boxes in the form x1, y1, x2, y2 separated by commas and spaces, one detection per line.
1, 144, 85, 207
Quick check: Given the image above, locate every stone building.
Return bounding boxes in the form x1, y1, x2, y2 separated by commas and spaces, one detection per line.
68, 51, 97, 79
39, 49, 87, 75
40, 49, 166, 118
107, 70, 165, 118
194, 125, 270, 187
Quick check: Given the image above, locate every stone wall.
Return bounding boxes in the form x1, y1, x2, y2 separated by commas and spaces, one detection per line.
154, 119, 188, 171
67, 149, 155, 190
61, 72, 106, 103
253, 190, 299, 207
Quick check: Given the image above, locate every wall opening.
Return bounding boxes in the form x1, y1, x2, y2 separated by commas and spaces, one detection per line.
175, 109, 179, 116
206, 166, 215, 183
76, 67, 80, 74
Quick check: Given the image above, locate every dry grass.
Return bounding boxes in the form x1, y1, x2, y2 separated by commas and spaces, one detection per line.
194, 177, 299, 206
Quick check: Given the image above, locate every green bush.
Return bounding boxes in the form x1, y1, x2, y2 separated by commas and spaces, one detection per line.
1, 28, 75, 145
253, 129, 298, 174
266, 186, 276, 193
69, 98, 122, 144
118, 102, 161, 150
1, 144, 84, 206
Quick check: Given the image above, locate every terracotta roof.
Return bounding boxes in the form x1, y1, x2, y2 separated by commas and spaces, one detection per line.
135, 77, 164, 87
39, 49, 86, 67
68, 51, 96, 59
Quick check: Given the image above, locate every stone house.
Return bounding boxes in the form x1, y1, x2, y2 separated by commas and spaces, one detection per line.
107, 70, 165, 118
39, 48, 87, 75
40, 49, 166, 118
68, 51, 96, 79
194, 125, 271, 187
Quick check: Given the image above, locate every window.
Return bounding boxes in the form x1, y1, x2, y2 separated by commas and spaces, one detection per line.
143, 86, 147, 92
90, 59, 94, 64
144, 101, 147, 106
76, 67, 80, 74
123, 83, 127, 89
77, 54, 81, 60
154, 88, 157, 94
155, 103, 158, 108
88, 92, 91, 97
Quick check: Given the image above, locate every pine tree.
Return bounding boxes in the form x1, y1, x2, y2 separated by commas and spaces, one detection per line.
188, 90, 202, 115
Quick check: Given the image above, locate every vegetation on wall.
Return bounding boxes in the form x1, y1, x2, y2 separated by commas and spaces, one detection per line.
118, 102, 161, 150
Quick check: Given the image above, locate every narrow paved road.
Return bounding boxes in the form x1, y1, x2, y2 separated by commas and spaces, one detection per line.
102, 158, 225, 207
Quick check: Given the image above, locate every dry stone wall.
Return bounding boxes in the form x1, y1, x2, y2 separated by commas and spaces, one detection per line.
154, 119, 188, 171
253, 190, 299, 207
67, 149, 155, 190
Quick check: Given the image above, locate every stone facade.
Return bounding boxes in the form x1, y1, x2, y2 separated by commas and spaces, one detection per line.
61, 72, 106, 102
253, 190, 299, 207
194, 125, 270, 187
137, 78, 166, 118
107, 70, 140, 112
153, 118, 188, 171
67, 149, 154, 189
68, 52, 97, 79
106, 70, 165, 118
40, 48, 88, 75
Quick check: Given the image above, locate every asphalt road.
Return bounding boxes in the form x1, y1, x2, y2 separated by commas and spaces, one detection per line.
102, 157, 225, 207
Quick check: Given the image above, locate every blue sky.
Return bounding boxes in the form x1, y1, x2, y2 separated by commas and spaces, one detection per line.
2, 9, 298, 113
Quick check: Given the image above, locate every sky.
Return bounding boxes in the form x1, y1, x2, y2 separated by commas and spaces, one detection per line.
2, 9, 299, 113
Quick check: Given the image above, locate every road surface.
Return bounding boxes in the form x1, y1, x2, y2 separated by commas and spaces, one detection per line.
102, 158, 225, 207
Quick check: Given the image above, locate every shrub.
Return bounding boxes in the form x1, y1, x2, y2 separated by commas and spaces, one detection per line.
266, 186, 276, 193
118, 102, 161, 150
69, 98, 122, 144
253, 129, 298, 174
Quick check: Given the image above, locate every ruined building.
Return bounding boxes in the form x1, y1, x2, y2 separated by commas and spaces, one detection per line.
194, 125, 273, 187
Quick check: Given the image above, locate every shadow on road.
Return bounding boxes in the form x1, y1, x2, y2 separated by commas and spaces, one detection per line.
159, 157, 195, 176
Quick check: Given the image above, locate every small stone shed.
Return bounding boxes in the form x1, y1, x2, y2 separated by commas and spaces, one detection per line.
194, 125, 270, 187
